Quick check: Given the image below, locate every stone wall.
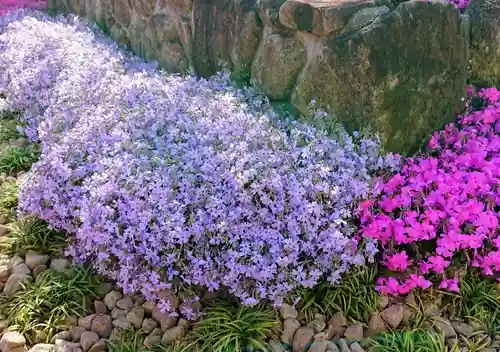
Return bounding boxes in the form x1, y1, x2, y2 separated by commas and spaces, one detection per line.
48, 0, 500, 153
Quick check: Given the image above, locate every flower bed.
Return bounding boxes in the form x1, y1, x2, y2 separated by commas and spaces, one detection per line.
0, 11, 400, 309
360, 87, 500, 295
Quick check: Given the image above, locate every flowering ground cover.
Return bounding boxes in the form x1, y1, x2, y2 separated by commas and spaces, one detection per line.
0, 10, 400, 311
360, 87, 500, 296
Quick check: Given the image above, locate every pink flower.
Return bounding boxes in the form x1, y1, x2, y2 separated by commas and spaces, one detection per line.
407, 274, 432, 289
383, 251, 411, 272
426, 255, 450, 273
439, 278, 459, 292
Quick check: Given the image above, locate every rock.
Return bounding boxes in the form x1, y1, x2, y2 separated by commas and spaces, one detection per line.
325, 341, 340, 352
380, 304, 404, 329
25, 252, 49, 270
62, 316, 78, 328
110, 309, 126, 320
51, 331, 72, 343
93, 301, 107, 315
28, 344, 55, 352
109, 23, 130, 46
292, 0, 469, 153
230, 10, 263, 85
314, 332, 326, 339
132, 295, 145, 306
452, 322, 475, 338
78, 315, 96, 330
79, 332, 99, 352
142, 300, 155, 315
292, 326, 315, 352
433, 319, 457, 339
0, 225, 10, 236
423, 302, 441, 317
344, 324, 364, 340
135, 0, 155, 18
4, 274, 31, 296
126, 306, 145, 329
477, 348, 496, 352
33, 265, 48, 278
268, 339, 288, 352
9, 256, 24, 268
103, 291, 122, 311
12, 263, 31, 276
468, 0, 500, 88
279, 0, 376, 36
161, 326, 185, 345
177, 319, 190, 329
91, 314, 113, 338
309, 339, 328, 352
50, 259, 71, 273
309, 318, 326, 333
142, 318, 158, 334
376, 296, 390, 310
366, 314, 387, 336
151, 305, 177, 331
112, 317, 131, 329
280, 304, 298, 320
116, 296, 134, 311
0, 264, 10, 282
87, 340, 105, 352
337, 339, 350, 352
108, 329, 122, 343
350, 342, 366, 352
143, 333, 162, 349
0, 332, 26, 351
69, 327, 86, 342
251, 33, 306, 100
327, 312, 347, 337
0, 319, 8, 331
112, 0, 131, 27
192, 0, 263, 78
281, 318, 301, 344
343, 6, 389, 33
54, 339, 82, 352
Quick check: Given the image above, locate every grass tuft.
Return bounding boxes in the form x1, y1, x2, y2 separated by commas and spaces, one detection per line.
0, 265, 100, 344
192, 303, 277, 352
0, 144, 40, 174
293, 265, 379, 322
2, 216, 67, 255
367, 330, 449, 352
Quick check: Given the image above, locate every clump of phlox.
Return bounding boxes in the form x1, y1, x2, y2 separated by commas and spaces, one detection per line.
0, 12, 400, 311
360, 86, 500, 295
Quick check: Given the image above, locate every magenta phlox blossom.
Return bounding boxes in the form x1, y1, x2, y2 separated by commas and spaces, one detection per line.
361, 86, 500, 294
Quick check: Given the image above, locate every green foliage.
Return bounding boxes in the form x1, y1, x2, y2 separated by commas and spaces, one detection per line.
0, 119, 22, 143
107, 329, 144, 352
0, 178, 18, 211
192, 303, 277, 352
0, 144, 40, 173
367, 330, 449, 352
0, 265, 100, 344
450, 273, 500, 319
2, 216, 67, 255
107, 328, 196, 352
293, 265, 379, 322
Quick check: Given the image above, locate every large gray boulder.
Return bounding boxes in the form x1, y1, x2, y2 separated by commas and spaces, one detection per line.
467, 0, 500, 88
292, 0, 469, 153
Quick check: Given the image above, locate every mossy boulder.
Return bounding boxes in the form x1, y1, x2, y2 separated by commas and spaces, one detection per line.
467, 0, 500, 89
292, 0, 469, 153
